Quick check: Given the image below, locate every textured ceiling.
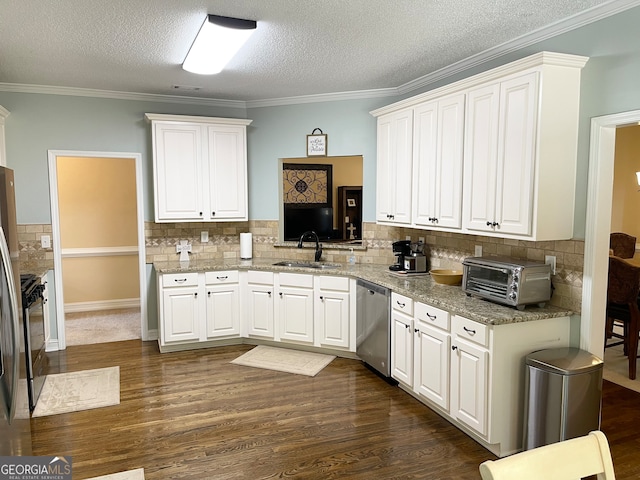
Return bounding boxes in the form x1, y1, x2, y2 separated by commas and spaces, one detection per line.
0, 0, 634, 103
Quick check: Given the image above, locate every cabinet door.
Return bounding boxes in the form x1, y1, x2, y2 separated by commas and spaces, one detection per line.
246, 285, 275, 338
316, 290, 350, 349
414, 324, 450, 411
376, 110, 413, 224
463, 83, 500, 233
278, 286, 314, 344
494, 73, 537, 235
161, 286, 201, 343
391, 310, 413, 387
414, 95, 465, 230
450, 338, 488, 436
205, 284, 240, 338
207, 125, 248, 220
153, 122, 204, 222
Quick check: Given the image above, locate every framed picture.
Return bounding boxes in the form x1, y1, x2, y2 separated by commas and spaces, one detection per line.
347, 198, 356, 207
307, 129, 327, 156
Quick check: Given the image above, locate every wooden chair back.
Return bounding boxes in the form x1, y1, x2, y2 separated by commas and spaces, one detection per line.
607, 255, 640, 379
479, 430, 616, 480
610, 232, 636, 259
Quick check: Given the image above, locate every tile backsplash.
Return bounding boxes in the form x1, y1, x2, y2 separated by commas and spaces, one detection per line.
20, 220, 584, 313
145, 220, 584, 313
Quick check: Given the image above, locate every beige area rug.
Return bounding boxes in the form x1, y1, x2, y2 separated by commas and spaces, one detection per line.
231, 345, 335, 377
603, 342, 640, 394
85, 468, 145, 480
66, 308, 141, 346
32, 366, 120, 417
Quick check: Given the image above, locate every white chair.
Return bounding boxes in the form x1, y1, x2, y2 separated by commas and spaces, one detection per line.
479, 430, 616, 480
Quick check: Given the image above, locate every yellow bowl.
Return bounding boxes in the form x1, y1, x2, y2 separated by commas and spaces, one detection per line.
430, 269, 463, 285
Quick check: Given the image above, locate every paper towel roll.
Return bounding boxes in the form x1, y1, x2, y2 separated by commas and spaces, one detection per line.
240, 232, 252, 259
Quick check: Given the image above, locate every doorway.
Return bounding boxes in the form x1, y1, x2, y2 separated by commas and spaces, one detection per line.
582, 109, 640, 359
47, 150, 147, 350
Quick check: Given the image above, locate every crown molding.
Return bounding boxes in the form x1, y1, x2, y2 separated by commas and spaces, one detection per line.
0, 83, 248, 109
144, 113, 252, 125
0, 0, 637, 109
397, 0, 640, 95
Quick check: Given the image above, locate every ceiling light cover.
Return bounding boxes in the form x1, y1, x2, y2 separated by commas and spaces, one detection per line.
183, 14, 257, 75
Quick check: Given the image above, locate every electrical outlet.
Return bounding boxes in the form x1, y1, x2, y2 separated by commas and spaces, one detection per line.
475, 245, 482, 257
418, 236, 425, 244
405, 235, 411, 241
545, 255, 557, 275
200, 231, 209, 243
41, 235, 51, 249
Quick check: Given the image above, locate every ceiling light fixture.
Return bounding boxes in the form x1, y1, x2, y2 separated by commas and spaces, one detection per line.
183, 14, 257, 75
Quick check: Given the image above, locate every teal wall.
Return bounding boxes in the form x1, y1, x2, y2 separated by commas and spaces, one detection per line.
2, 6, 640, 237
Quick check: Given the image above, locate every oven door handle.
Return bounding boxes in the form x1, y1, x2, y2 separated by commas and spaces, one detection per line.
467, 264, 509, 274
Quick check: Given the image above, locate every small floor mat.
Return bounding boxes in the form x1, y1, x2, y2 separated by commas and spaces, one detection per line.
85, 468, 145, 480
231, 345, 335, 377
32, 366, 120, 417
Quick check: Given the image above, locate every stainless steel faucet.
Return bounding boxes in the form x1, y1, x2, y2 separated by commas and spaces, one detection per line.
297, 230, 323, 262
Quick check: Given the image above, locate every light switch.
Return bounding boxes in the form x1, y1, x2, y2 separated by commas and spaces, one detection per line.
475, 245, 482, 256
41, 235, 51, 248
201, 231, 209, 243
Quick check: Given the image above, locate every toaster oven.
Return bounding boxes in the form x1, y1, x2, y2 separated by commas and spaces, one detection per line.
462, 256, 552, 309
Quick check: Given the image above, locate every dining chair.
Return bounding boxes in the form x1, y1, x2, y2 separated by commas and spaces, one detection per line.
479, 430, 616, 480
606, 255, 640, 379
609, 232, 636, 259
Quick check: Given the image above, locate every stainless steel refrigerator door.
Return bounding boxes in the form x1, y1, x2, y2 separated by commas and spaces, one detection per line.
0, 166, 32, 455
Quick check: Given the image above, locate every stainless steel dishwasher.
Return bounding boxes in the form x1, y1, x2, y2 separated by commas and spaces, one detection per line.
356, 278, 391, 378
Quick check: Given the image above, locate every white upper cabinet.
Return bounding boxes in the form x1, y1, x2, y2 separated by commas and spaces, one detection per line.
413, 93, 465, 230
146, 114, 252, 223
463, 73, 537, 236
376, 109, 413, 225
372, 52, 588, 241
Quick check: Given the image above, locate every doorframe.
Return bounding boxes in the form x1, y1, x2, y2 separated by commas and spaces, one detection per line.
582, 109, 640, 357
47, 150, 148, 350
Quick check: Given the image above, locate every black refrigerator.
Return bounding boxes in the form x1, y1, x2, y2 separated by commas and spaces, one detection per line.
0, 166, 32, 455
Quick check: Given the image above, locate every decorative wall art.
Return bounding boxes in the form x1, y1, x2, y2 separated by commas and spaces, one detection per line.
307, 128, 327, 156
283, 163, 333, 207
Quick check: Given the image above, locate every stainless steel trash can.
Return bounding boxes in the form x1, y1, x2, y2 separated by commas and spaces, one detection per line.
522, 347, 603, 450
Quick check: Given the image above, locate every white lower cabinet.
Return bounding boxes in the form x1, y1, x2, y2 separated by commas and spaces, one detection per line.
244, 270, 275, 339
277, 273, 314, 344
158, 271, 241, 348
391, 293, 414, 386
450, 315, 489, 436
205, 271, 240, 339
315, 276, 351, 350
159, 273, 202, 345
413, 303, 451, 411
392, 302, 571, 457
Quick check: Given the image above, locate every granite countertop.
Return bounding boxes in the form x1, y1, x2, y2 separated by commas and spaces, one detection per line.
153, 258, 574, 326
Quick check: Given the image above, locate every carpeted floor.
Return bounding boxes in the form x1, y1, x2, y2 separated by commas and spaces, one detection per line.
603, 341, 640, 393
65, 308, 141, 346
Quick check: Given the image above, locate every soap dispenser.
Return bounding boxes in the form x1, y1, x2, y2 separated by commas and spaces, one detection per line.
348, 248, 356, 265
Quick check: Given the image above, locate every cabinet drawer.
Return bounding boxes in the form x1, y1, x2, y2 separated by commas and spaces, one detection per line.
205, 270, 239, 284
415, 302, 450, 331
279, 272, 313, 288
162, 272, 199, 288
392, 292, 413, 315
247, 270, 274, 285
453, 316, 488, 348
317, 275, 349, 292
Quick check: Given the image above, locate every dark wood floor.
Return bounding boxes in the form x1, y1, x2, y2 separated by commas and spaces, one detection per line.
31, 340, 640, 479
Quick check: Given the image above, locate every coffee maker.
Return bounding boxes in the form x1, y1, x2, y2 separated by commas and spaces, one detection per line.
389, 240, 412, 271
404, 242, 428, 273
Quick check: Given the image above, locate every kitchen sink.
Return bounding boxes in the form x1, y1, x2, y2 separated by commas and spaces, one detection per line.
272, 261, 341, 270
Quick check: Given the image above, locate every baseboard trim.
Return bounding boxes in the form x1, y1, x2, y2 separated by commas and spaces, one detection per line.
64, 298, 140, 313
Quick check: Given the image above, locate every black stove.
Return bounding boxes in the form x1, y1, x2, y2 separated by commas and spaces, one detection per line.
20, 273, 45, 307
